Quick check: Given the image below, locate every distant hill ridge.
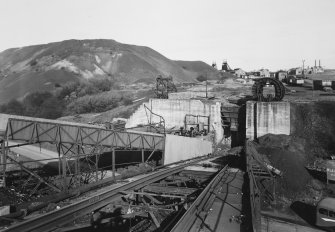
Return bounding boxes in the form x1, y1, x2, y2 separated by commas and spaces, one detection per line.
0, 39, 218, 103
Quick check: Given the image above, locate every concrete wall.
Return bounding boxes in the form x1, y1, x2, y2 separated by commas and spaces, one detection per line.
168, 91, 214, 99
246, 101, 290, 140
164, 134, 212, 164
126, 99, 223, 143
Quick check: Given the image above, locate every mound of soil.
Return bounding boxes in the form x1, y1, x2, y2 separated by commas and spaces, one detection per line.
255, 134, 314, 196
255, 101, 335, 217
291, 101, 335, 158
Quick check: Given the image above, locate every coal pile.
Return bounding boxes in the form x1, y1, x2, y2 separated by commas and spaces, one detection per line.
291, 101, 335, 159
255, 134, 314, 196
255, 101, 335, 202
0, 187, 28, 206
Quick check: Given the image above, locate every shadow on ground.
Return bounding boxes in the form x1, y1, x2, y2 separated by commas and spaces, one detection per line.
211, 155, 245, 170
290, 201, 316, 226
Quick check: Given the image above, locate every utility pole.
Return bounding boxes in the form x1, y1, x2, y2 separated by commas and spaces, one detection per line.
205, 72, 208, 98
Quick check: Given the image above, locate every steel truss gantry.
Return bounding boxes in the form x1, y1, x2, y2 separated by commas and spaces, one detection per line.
1, 117, 165, 192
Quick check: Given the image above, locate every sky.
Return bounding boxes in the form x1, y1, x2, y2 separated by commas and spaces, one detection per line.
0, 0, 334, 71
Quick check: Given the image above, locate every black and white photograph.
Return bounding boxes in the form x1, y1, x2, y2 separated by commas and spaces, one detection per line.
0, 0, 334, 231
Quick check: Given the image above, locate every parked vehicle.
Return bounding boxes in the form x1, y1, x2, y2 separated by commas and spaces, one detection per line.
285, 75, 304, 86
316, 198, 335, 228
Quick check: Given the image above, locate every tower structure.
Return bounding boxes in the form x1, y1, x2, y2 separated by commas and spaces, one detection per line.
221, 60, 232, 72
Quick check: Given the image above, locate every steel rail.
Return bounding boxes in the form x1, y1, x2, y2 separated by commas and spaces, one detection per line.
5, 156, 210, 232
170, 164, 229, 232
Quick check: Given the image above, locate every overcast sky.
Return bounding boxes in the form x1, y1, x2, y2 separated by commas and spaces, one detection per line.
0, 0, 334, 71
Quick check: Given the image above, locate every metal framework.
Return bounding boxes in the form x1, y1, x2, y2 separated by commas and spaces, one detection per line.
4, 156, 209, 232
170, 165, 229, 231
1, 117, 165, 191
184, 114, 210, 132
246, 141, 277, 231
144, 104, 166, 134
252, 77, 285, 102
221, 105, 239, 132
221, 60, 232, 72
154, 75, 177, 99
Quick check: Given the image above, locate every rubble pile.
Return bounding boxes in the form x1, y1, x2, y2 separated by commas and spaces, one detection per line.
0, 187, 28, 206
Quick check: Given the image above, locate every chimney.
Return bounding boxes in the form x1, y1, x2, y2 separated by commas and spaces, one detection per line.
315, 60, 317, 68
319, 60, 321, 67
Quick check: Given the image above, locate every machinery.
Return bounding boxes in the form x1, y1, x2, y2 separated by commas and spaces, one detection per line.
154, 75, 177, 99
313, 80, 335, 91
251, 77, 285, 102
285, 75, 304, 86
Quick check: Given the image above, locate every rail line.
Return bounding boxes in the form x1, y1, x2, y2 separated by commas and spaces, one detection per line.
169, 165, 229, 231
170, 166, 244, 232
4, 156, 212, 232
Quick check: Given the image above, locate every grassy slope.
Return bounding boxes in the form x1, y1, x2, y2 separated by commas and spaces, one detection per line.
175, 60, 219, 80
0, 39, 216, 103
0, 69, 79, 103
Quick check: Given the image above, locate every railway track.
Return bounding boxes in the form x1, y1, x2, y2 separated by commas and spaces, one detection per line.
4, 155, 218, 232
170, 168, 244, 232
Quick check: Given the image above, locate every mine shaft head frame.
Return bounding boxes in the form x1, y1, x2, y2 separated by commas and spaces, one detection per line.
252, 77, 285, 102
154, 75, 177, 99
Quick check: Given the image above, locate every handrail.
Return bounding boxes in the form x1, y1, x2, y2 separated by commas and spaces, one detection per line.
144, 104, 166, 134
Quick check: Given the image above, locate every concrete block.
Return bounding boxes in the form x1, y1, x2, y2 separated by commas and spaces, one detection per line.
164, 134, 213, 164
168, 91, 214, 99
246, 101, 290, 140
126, 99, 223, 143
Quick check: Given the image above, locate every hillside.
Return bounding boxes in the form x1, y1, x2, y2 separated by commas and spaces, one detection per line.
0, 39, 218, 104
175, 60, 218, 80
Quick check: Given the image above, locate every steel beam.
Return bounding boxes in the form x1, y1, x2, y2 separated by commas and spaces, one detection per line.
6, 118, 164, 150
5, 156, 209, 232
170, 165, 229, 232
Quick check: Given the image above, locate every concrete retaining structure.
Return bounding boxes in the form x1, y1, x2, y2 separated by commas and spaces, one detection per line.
163, 134, 212, 164
168, 91, 214, 99
126, 99, 223, 143
246, 101, 290, 140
